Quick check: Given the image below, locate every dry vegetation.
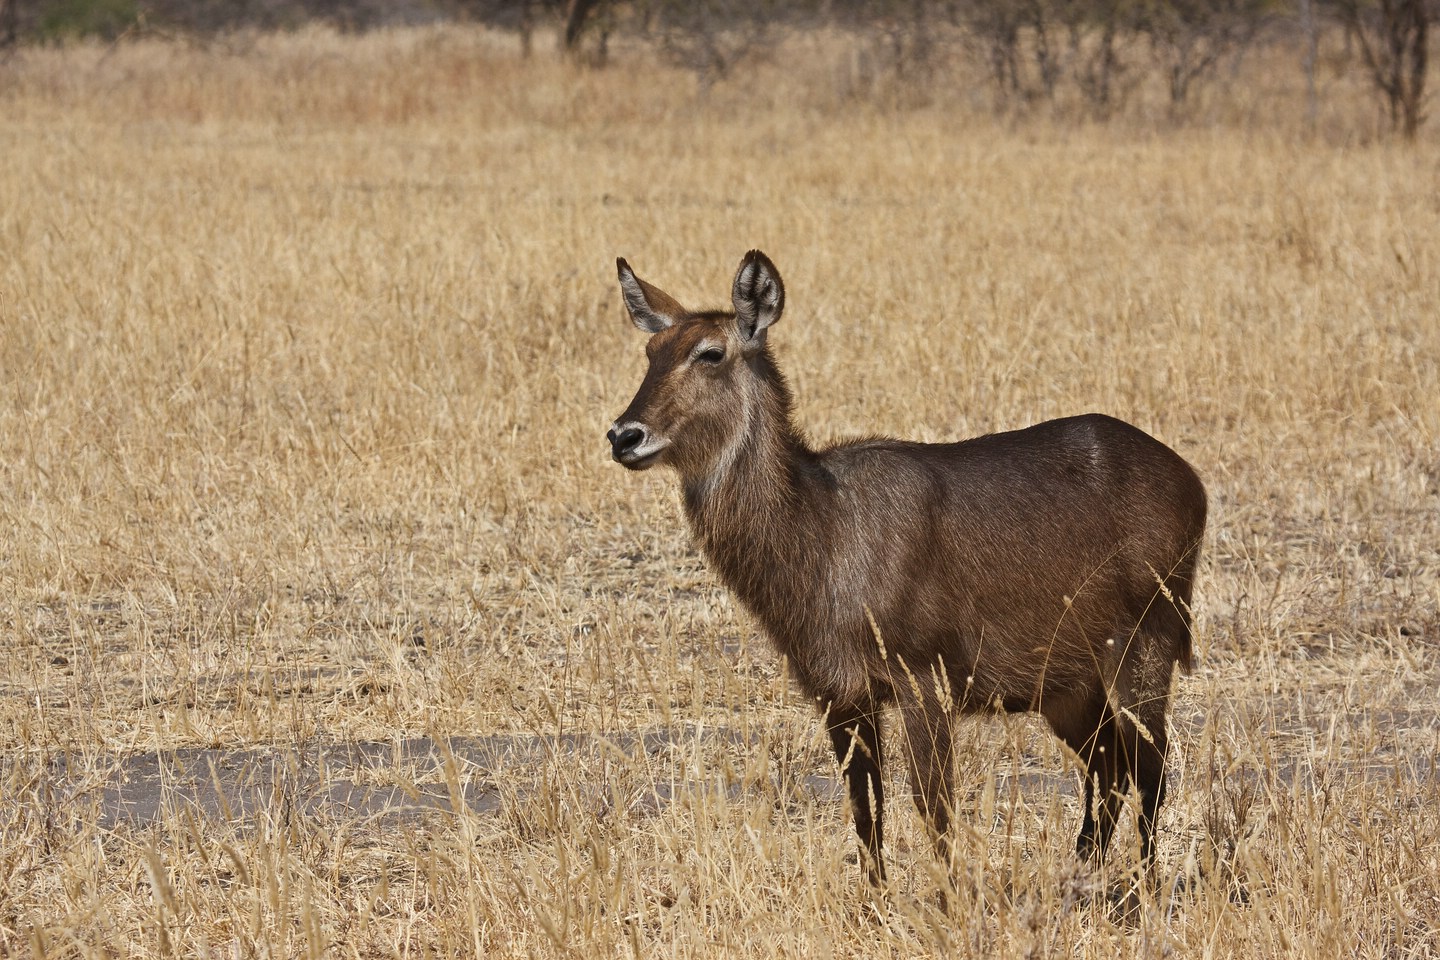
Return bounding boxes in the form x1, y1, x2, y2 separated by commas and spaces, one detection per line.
1, 23, 1438, 958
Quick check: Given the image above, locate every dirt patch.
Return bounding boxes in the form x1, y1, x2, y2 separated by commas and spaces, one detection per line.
29, 696, 1438, 836
34, 730, 843, 831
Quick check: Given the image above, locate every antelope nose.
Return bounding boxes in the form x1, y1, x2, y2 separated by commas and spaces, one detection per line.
608, 426, 644, 461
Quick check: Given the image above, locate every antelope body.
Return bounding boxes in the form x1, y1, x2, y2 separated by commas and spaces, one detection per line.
606, 251, 1206, 885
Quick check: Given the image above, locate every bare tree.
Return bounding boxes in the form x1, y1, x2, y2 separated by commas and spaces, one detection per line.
1028, 0, 1067, 100
965, 0, 1131, 113
1138, 0, 1269, 110
965, 0, 1028, 103
825, 0, 961, 106
518, 0, 535, 57
1334, 0, 1429, 138
1, 0, 17, 50
1061, 0, 1131, 117
642, 0, 781, 93
1300, 0, 1321, 128
873, 0, 944, 86
562, 0, 601, 53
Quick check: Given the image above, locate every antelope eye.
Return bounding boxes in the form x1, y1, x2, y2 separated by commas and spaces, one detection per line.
695, 347, 725, 364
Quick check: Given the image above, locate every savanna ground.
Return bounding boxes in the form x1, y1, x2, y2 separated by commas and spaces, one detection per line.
1, 22, 1438, 958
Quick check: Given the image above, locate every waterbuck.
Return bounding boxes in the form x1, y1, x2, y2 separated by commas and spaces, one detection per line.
605, 250, 1206, 887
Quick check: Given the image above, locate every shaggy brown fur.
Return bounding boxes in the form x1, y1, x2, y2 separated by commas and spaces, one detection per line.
607, 250, 1207, 887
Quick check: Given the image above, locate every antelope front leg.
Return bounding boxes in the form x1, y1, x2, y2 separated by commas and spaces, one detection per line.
900, 699, 956, 871
826, 702, 886, 888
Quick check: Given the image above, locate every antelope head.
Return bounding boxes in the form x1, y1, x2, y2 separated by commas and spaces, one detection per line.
606, 250, 785, 481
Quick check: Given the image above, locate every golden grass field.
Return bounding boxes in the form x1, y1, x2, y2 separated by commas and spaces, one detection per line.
1, 22, 1438, 958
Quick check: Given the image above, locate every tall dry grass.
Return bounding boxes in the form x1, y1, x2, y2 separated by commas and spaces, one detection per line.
1, 24, 1437, 958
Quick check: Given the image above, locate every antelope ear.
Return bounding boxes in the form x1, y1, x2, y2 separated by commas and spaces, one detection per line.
617, 258, 686, 334
732, 250, 784, 345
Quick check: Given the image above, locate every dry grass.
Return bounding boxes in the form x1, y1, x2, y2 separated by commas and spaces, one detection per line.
1, 24, 1438, 958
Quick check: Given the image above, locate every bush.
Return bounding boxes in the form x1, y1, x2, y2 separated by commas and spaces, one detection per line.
36, 0, 141, 40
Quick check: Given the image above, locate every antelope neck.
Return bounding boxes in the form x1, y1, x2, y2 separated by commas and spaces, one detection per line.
679, 360, 824, 575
